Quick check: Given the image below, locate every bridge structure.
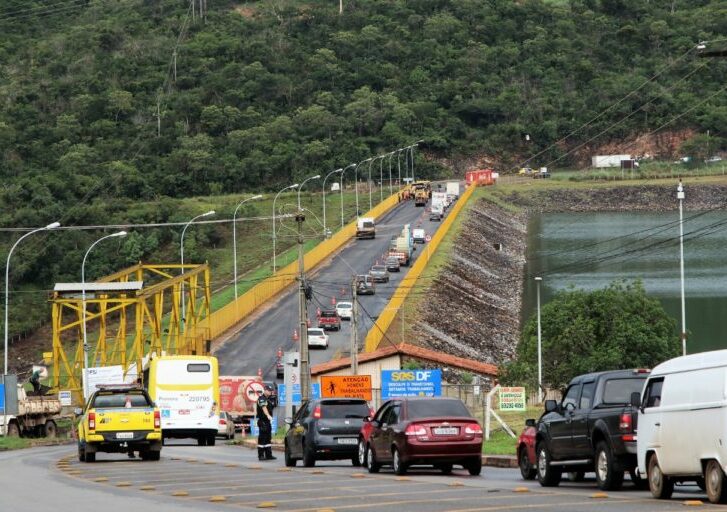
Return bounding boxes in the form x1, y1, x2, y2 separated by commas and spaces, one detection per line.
50, 263, 211, 403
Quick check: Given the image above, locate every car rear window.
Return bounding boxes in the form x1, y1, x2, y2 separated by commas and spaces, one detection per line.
93, 393, 150, 408
319, 401, 370, 418
372, 266, 385, 271
602, 378, 646, 405
308, 329, 324, 335
320, 310, 337, 317
337, 302, 352, 308
406, 399, 471, 418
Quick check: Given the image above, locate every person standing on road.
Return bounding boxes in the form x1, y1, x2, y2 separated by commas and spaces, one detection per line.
256, 385, 277, 461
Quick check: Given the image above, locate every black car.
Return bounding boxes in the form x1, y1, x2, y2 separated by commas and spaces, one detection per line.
385, 256, 401, 272
284, 398, 370, 467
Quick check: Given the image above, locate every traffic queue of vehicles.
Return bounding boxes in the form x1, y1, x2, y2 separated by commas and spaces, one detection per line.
284, 396, 483, 476
517, 348, 727, 504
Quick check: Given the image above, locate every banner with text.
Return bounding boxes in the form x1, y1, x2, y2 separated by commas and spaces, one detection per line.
321, 375, 372, 400
498, 387, 526, 411
381, 370, 442, 399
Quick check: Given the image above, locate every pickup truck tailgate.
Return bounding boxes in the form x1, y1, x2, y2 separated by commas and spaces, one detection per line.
94, 408, 155, 432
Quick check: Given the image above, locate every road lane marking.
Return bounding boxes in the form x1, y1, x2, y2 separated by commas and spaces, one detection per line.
446, 497, 672, 512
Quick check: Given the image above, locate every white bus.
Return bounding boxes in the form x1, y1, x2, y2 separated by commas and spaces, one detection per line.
147, 355, 220, 446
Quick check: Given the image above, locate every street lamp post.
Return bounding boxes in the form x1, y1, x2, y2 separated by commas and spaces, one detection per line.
4, 221, 60, 376
535, 276, 543, 403
353, 159, 370, 217
273, 184, 299, 273
379, 156, 385, 203
678, 181, 687, 356
397, 149, 403, 188
410, 140, 424, 183
387, 152, 395, 195
297, 174, 321, 211
180, 211, 215, 331
322, 169, 343, 237
340, 163, 356, 229
82, 231, 127, 399
233, 195, 263, 299
367, 158, 375, 211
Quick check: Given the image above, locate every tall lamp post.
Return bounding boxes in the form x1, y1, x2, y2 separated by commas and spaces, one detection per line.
340, 163, 356, 229
180, 211, 215, 331
378, 155, 385, 203
366, 158, 376, 211
4, 221, 60, 376
387, 152, 395, 195
410, 140, 424, 183
272, 184, 298, 273
353, 159, 370, 217
233, 195, 263, 299
397, 148, 404, 188
82, 230, 127, 398
322, 168, 343, 236
678, 181, 687, 356
534, 276, 543, 403
297, 174, 321, 211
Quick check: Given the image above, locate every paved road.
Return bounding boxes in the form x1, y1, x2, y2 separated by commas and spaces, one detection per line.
215, 197, 446, 378
5, 442, 718, 511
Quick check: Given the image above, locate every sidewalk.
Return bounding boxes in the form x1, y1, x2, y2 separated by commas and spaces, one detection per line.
237, 437, 517, 468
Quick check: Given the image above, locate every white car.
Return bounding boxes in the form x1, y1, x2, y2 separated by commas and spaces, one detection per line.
217, 411, 235, 440
307, 328, 329, 349
336, 301, 353, 320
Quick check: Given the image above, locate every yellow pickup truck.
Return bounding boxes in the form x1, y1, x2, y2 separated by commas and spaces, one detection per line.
76, 385, 162, 462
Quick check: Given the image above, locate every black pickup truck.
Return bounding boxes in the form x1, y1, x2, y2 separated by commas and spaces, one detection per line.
534, 369, 650, 490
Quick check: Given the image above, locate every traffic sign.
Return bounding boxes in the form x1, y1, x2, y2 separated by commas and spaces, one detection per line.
250, 416, 278, 436
321, 375, 372, 400
245, 380, 264, 399
278, 383, 321, 405
381, 369, 442, 399
425, 234, 432, 242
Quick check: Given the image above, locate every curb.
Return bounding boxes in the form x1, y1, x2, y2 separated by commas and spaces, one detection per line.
238, 439, 518, 467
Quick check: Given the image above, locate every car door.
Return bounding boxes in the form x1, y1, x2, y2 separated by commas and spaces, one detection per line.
548, 384, 581, 459
379, 402, 401, 462
638, 377, 664, 470
368, 403, 391, 458
570, 380, 595, 458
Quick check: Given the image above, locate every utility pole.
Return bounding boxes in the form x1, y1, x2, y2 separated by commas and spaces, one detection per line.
350, 278, 359, 375
297, 209, 310, 401
191, 0, 195, 22
156, 98, 161, 137
339, 0, 343, 14
172, 50, 177, 82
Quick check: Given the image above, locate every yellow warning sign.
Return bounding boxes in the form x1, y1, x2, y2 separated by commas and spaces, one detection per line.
321, 375, 372, 400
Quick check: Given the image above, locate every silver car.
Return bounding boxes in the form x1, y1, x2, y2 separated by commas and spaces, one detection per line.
217, 411, 235, 440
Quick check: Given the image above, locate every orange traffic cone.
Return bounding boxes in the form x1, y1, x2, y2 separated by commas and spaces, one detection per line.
331, 296, 337, 306
257, 367, 262, 378
277, 347, 283, 358
293, 329, 299, 341
316, 307, 321, 317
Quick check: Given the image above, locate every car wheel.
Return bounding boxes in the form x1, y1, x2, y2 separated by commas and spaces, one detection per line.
467, 458, 482, 476
44, 420, 57, 439
206, 434, 216, 446
367, 445, 380, 474
392, 448, 407, 475
6, 422, 19, 437
284, 442, 297, 467
705, 460, 727, 504
647, 453, 673, 499
594, 441, 623, 490
303, 442, 316, 467
536, 442, 562, 487
78, 444, 85, 462
197, 436, 206, 446
149, 451, 161, 461
518, 446, 537, 480
85, 451, 96, 463
358, 438, 368, 467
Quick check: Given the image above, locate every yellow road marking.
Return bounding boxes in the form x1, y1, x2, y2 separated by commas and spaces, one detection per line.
93, 477, 109, 482
172, 491, 189, 497
209, 496, 227, 502
513, 487, 529, 493
115, 482, 132, 487
140, 485, 156, 491
683, 500, 704, 506
591, 492, 608, 499
257, 502, 276, 509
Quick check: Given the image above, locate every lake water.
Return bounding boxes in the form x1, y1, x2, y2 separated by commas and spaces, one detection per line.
523, 211, 727, 354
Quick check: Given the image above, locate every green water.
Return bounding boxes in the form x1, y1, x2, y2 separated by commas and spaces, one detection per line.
524, 211, 727, 354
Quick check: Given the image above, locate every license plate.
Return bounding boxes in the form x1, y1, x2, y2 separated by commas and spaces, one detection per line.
337, 438, 357, 445
116, 432, 134, 439
433, 427, 458, 435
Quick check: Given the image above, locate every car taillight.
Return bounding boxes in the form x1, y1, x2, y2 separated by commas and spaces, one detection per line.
88, 412, 95, 430
465, 423, 483, 435
405, 424, 426, 436
154, 410, 161, 429
619, 413, 632, 432
219, 419, 227, 425
369, 407, 375, 418
313, 405, 321, 419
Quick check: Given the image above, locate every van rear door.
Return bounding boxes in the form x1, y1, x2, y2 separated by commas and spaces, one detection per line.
638, 377, 663, 472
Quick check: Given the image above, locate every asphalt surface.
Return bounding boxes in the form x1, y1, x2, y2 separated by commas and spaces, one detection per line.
215, 197, 447, 378
6, 441, 719, 511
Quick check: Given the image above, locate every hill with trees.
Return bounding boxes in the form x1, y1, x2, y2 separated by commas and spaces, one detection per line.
0, 0, 724, 342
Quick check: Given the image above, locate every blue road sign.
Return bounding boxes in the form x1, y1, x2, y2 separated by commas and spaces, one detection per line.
381, 369, 442, 399
0, 383, 4, 414
250, 416, 278, 436
278, 383, 321, 405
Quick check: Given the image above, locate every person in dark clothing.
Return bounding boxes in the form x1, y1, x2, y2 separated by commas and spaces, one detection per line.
256, 385, 277, 461
29, 369, 42, 396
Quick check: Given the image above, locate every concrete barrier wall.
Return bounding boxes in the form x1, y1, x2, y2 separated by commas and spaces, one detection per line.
364, 183, 477, 352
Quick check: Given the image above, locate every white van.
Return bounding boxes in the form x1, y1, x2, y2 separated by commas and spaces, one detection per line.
637, 349, 727, 503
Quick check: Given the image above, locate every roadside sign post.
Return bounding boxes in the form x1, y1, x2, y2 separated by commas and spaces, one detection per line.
321, 375, 372, 400
381, 370, 441, 399
283, 351, 300, 421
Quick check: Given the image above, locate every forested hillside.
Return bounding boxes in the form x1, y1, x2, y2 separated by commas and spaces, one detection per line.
0, 0, 725, 339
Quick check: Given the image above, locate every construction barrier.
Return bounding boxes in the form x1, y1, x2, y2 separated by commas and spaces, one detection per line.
364, 183, 477, 352
208, 193, 401, 340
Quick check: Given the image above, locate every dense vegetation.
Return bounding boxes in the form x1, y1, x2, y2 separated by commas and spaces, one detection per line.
501, 281, 680, 390
0, 0, 725, 340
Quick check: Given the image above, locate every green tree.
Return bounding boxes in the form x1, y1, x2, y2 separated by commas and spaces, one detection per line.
501, 281, 679, 390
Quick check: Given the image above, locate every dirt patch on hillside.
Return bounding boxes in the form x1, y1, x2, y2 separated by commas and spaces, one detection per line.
408, 183, 727, 367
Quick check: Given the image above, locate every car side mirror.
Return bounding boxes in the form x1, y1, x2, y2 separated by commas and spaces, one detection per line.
630, 392, 641, 408
362, 416, 371, 423
544, 399, 557, 413
525, 418, 536, 427
73, 407, 83, 417
564, 402, 576, 412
